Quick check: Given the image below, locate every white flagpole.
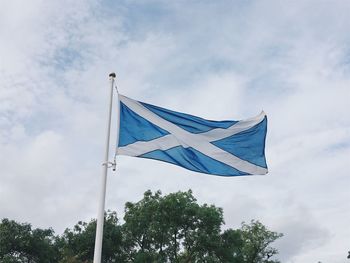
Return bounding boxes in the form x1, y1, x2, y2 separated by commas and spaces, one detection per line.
93, 73, 116, 263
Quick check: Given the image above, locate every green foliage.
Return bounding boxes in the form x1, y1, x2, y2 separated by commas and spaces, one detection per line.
240, 220, 283, 263
123, 190, 225, 262
58, 211, 125, 263
216, 229, 244, 262
0, 218, 59, 262
0, 190, 283, 263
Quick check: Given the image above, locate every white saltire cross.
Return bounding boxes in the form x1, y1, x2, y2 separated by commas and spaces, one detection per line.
118, 95, 267, 175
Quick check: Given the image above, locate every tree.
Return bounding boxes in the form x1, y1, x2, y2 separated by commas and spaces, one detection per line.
123, 190, 283, 263
58, 211, 125, 263
240, 220, 283, 263
216, 229, 244, 263
0, 190, 283, 262
0, 218, 59, 262
123, 190, 225, 262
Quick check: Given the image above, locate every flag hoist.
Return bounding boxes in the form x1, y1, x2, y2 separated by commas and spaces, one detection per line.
93, 73, 268, 262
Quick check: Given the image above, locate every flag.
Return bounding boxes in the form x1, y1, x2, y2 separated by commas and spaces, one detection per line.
117, 95, 268, 176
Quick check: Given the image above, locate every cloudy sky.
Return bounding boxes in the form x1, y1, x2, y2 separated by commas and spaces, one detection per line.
1, 0, 350, 262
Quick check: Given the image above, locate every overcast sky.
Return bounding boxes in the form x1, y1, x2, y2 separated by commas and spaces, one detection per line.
1, 1, 350, 262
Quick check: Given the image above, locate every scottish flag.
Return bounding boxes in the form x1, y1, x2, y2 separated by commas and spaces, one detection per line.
117, 95, 268, 176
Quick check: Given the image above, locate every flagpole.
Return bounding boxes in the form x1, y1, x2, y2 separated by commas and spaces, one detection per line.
93, 72, 116, 263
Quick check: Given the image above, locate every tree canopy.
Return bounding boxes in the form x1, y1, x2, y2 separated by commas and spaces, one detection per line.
0, 218, 59, 262
0, 190, 283, 263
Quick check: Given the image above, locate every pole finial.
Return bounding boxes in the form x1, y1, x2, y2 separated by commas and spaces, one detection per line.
109, 72, 116, 78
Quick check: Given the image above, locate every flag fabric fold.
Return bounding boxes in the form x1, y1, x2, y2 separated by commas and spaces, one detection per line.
117, 95, 268, 176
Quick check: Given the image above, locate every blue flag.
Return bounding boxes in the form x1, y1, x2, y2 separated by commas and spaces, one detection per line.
117, 95, 268, 176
